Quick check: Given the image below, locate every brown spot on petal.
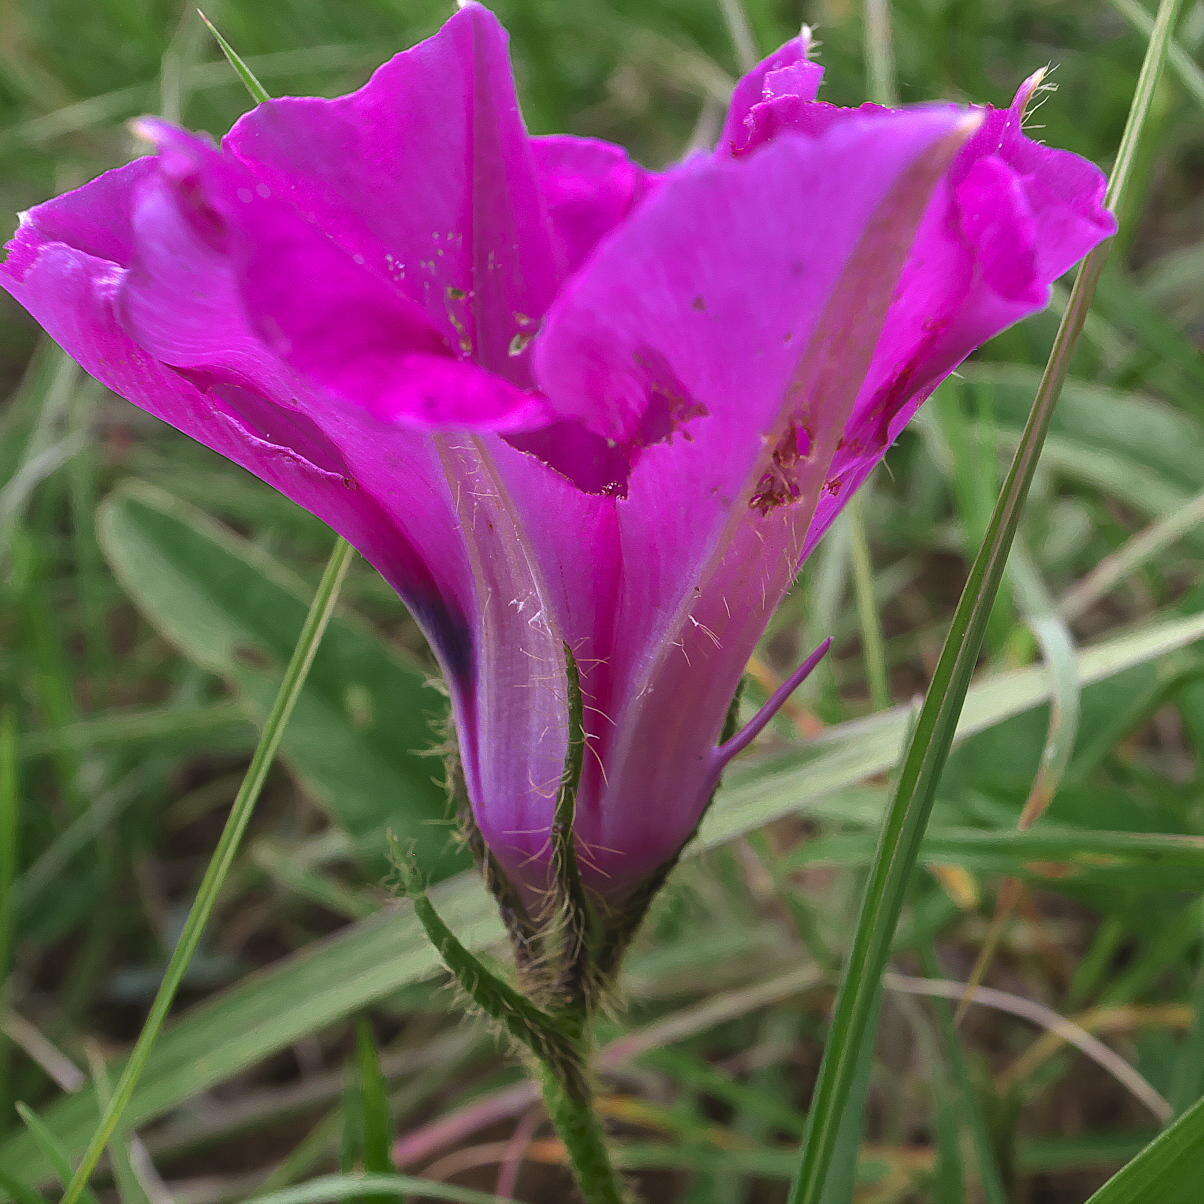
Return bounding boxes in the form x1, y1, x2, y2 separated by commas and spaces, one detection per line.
631, 346, 708, 446
749, 418, 814, 515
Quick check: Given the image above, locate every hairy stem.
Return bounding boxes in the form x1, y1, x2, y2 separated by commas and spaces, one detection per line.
537, 1059, 628, 1204
399, 850, 626, 1203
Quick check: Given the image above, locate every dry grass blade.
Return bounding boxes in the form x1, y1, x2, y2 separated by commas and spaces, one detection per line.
885, 972, 1173, 1123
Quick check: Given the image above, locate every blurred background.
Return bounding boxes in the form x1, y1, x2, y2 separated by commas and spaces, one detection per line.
1, 1, 1202, 1200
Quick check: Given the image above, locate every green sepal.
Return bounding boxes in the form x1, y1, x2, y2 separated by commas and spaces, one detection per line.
549, 644, 603, 1017
594, 675, 748, 982
388, 836, 583, 1085
446, 753, 546, 987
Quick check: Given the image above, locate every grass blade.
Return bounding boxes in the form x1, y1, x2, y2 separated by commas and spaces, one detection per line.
83, 1046, 154, 1204
848, 494, 891, 711
197, 9, 271, 104
341, 1020, 398, 1204
15, 1104, 99, 1204
59, 22, 356, 1199
0, 710, 18, 1126
247, 1175, 516, 1203
953, 545, 1082, 1018
916, 944, 1008, 1204
59, 538, 355, 1203
2, 609, 1198, 1184
1084, 1092, 1204, 1203
863, 0, 899, 107
1061, 486, 1204, 620
96, 483, 450, 860
788, 1, 1185, 1197
1107, 0, 1204, 111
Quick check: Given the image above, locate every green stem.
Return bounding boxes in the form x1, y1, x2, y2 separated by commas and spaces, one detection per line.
788, 1, 1183, 1198
399, 855, 625, 1203
537, 1060, 627, 1204
848, 494, 891, 712
863, 0, 899, 107
61, 538, 355, 1204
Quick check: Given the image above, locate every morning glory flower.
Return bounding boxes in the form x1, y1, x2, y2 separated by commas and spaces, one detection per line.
1, 5, 1113, 944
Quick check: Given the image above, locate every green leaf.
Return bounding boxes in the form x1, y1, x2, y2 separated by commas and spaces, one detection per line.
964, 366, 1204, 496
0, 1170, 46, 1204
1085, 1093, 1204, 1203
13, 1104, 99, 1204
791, 824, 1204, 892
341, 1021, 398, 1204
18, 701, 251, 765
4, 608, 1200, 1185
97, 481, 458, 869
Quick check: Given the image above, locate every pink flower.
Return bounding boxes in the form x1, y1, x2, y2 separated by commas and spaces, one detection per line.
2, 5, 1113, 918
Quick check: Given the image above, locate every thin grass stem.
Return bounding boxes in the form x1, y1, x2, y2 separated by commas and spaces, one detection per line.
864, 0, 899, 107
60, 538, 355, 1203
0, 710, 17, 1126
848, 495, 891, 711
788, 2, 1185, 1198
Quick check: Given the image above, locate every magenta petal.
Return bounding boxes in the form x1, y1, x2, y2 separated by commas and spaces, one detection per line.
120, 120, 547, 431
224, 1, 562, 382
719, 32, 824, 155
0, 130, 571, 906
799, 78, 1115, 553
2, 168, 490, 692
739, 98, 890, 158
530, 135, 657, 272
2, 159, 155, 281
1, 5, 1118, 914
7, 209, 565, 890
970, 73, 1117, 284
530, 108, 981, 885
955, 153, 1041, 303
717, 67, 1114, 556
535, 108, 972, 468
432, 438, 572, 892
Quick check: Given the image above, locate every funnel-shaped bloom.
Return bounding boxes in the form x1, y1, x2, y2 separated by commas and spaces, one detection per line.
2, 5, 1112, 919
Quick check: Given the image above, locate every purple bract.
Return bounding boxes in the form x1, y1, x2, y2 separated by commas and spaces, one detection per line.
1, 5, 1113, 905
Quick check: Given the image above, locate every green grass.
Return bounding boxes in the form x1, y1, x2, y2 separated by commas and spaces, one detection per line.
1, 1, 1202, 1201
792, 2, 1185, 1196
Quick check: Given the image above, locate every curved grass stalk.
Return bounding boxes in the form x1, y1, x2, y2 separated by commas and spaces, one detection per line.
60, 537, 355, 1204
60, 27, 347, 1202
788, 1, 1186, 1198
